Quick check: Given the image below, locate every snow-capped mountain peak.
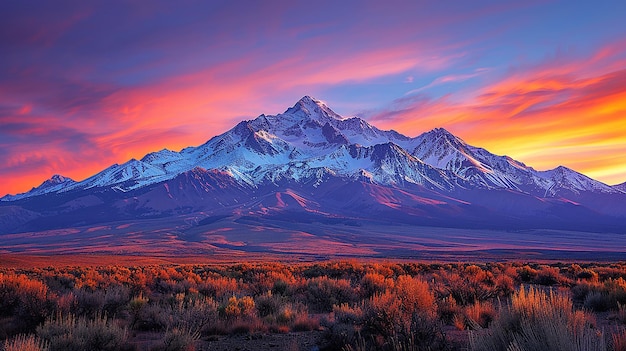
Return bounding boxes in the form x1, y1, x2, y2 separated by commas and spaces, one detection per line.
45, 174, 73, 185
538, 165, 616, 195
1, 174, 76, 201
288, 95, 343, 121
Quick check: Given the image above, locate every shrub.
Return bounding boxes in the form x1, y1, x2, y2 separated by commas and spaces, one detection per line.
400, 311, 449, 351
3, 334, 49, 351
394, 275, 436, 318
0, 273, 54, 332
128, 294, 149, 330
152, 328, 196, 351
453, 313, 466, 331
271, 279, 288, 295
435, 269, 495, 305
140, 294, 217, 335
572, 282, 596, 303
517, 266, 538, 283
363, 291, 405, 337
360, 272, 392, 298
584, 291, 612, 312
305, 276, 356, 313
606, 278, 626, 307
574, 278, 626, 311
56, 292, 77, 315
333, 303, 364, 325
323, 321, 360, 350
360, 277, 447, 350
255, 291, 281, 317
535, 266, 561, 286
464, 300, 496, 329
276, 303, 296, 325
494, 274, 515, 296
292, 314, 319, 332
577, 269, 599, 281
221, 295, 255, 320
180, 296, 217, 335
131, 303, 169, 331
37, 314, 129, 351
470, 286, 605, 351
438, 295, 462, 325
73, 286, 130, 318
72, 289, 106, 318
197, 277, 238, 299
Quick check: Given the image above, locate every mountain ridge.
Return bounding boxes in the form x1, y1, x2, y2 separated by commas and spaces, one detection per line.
3, 96, 618, 201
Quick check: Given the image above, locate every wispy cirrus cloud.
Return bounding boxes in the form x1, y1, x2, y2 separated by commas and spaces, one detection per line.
404, 68, 491, 95
368, 41, 626, 184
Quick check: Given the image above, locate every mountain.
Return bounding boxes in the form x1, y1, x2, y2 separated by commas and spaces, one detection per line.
1, 96, 625, 255
2, 175, 76, 201
537, 166, 617, 196
614, 182, 626, 193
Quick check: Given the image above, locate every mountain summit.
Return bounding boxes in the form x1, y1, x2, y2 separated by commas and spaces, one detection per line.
286, 95, 344, 122
1, 96, 624, 236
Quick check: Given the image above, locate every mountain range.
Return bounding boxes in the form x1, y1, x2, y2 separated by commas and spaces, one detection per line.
1, 96, 625, 258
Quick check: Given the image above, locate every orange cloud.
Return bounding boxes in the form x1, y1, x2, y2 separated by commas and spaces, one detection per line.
371, 42, 626, 185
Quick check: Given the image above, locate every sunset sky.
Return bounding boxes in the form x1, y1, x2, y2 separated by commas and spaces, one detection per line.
2, 0, 626, 196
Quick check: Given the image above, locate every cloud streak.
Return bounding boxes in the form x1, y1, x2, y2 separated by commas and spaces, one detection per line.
369, 41, 626, 184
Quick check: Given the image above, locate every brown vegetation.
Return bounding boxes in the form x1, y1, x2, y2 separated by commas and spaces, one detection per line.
0, 261, 625, 350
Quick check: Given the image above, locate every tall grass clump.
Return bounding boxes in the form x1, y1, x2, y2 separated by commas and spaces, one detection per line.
3, 334, 49, 351
37, 314, 129, 351
470, 286, 605, 351
618, 303, 626, 324
612, 329, 626, 351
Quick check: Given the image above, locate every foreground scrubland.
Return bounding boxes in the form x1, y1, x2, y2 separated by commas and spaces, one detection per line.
1, 260, 626, 350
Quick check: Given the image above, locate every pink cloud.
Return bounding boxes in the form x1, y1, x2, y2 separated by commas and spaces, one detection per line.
369, 41, 626, 185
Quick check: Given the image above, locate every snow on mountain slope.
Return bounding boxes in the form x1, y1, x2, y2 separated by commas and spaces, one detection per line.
537, 166, 617, 195
245, 142, 458, 190
407, 128, 546, 192
64, 158, 171, 192
140, 148, 194, 173
1, 175, 76, 201
311, 142, 456, 189
614, 182, 626, 193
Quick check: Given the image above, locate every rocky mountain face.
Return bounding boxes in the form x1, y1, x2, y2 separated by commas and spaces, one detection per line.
2, 96, 625, 235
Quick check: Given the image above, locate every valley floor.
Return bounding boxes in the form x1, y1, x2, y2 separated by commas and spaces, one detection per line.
2, 217, 626, 261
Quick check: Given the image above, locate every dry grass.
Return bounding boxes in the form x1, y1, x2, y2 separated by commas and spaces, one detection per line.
470, 286, 605, 351
37, 313, 129, 351
618, 303, 626, 324
463, 300, 496, 329
3, 334, 49, 351
612, 329, 626, 351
